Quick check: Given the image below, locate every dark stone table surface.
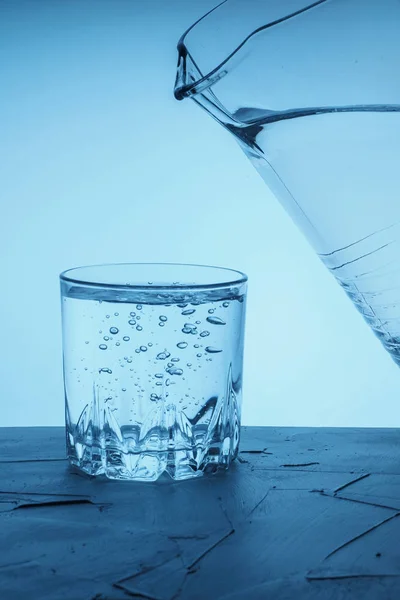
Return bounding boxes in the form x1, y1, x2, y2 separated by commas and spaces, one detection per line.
1, 426, 399, 599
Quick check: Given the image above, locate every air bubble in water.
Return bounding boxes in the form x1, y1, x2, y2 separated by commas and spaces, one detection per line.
106, 315, 110, 319
206, 316, 226, 325
85, 341, 89, 344
200, 331, 210, 337
140, 345, 147, 352
136, 325, 143, 331
196, 353, 202, 358
205, 346, 222, 353
110, 327, 119, 334
122, 388, 127, 392
159, 315, 167, 322
182, 323, 197, 334
177, 342, 188, 349
128, 319, 136, 326
99, 367, 112, 374
150, 393, 160, 401
148, 342, 153, 346
223, 302, 230, 308
177, 303, 187, 308
156, 381, 162, 386
195, 320, 201, 325
155, 373, 164, 378
114, 312, 119, 316
187, 363, 192, 367
194, 344, 200, 348
208, 308, 215, 314
181, 309, 195, 316
127, 358, 132, 363
123, 336, 130, 342
135, 348, 140, 353
159, 322, 165, 327
130, 311, 136, 317
136, 304, 142, 310
156, 352, 170, 360
103, 336, 109, 341
99, 344, 107, 350
116, 342, 120, 346
171, 357, 180, 363
167, 367, 183, 376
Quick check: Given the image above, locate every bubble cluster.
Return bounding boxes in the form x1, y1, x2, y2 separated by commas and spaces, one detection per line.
166, 367, 183, 376
182, 323, 197, 335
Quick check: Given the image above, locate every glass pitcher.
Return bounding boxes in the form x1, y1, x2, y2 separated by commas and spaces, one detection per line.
174, 0, 400, 365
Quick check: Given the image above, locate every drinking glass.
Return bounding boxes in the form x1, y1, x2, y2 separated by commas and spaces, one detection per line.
60, 263, 247, 481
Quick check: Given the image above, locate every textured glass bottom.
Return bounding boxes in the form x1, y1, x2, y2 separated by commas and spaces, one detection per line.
66, 391, 240, 481
68, 442, 239, 481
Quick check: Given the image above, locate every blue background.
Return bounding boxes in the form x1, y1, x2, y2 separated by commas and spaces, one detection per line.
2, 0, 399, 427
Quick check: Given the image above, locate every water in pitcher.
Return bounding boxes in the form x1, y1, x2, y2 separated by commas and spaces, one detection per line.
174, 0, 400, 367
226, 105, 400, 364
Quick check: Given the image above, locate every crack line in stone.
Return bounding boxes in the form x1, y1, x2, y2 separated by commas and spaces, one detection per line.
319, 490, 400, 512
246, 489, 270, 518
307, 573, 400, 581
334, 473, 371, 494
323, 512, 400, 560
187, 528, 235, 571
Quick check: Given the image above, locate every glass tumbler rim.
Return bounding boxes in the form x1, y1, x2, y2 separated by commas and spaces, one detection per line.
60, 262, 248, 292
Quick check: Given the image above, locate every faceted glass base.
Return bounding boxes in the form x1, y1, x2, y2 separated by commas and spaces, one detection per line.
67, 436, 239, 481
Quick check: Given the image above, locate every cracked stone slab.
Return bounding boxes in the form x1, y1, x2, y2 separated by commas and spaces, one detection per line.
218, 575, 400, 600
1, 426, 400, 600
177, 490, 397, 600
